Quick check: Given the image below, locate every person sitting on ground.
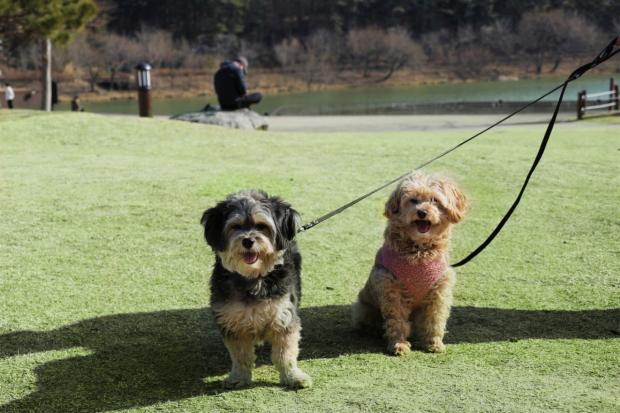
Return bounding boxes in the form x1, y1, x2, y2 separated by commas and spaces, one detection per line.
213, 56, 262, 111
71, 95, 84, 112
23, 90, 36, 102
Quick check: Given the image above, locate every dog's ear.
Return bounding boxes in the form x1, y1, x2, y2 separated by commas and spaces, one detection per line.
438, 179, 468, 223
384, 186, 403, 218
200, 201, 228, 251
269, 196, 300, 249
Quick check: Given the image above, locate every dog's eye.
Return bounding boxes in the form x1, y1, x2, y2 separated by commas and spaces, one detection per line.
255, 223, 269, 231
230, 224, 242, 231
410, 198, 420, 205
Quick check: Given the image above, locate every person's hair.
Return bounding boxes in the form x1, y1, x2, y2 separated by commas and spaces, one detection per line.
234, 56, 248, 68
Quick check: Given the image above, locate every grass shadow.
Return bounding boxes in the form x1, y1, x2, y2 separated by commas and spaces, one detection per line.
0, 305, 618, 412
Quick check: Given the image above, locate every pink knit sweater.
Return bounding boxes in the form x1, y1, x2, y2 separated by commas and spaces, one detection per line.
376, 244, 446, 304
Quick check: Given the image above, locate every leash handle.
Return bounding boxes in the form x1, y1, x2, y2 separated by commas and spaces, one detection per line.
452, 36, 619, 267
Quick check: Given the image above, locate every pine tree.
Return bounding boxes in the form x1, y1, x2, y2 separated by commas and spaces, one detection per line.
0, 0, 97, 111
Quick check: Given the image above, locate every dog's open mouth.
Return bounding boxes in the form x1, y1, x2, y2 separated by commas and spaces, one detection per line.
415, 220, 431, 233
242, 252, 259, 264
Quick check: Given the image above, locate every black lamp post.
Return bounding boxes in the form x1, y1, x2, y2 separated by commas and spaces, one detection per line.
135, 62, 152, 117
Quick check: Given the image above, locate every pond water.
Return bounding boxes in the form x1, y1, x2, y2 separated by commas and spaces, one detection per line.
57, 75, 616, 116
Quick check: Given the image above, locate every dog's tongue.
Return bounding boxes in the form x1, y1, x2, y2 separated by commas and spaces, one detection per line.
415, 220, 431, 233
243, 252, 258, 264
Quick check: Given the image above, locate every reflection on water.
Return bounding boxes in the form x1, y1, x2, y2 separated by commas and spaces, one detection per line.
56, 75, 615, 116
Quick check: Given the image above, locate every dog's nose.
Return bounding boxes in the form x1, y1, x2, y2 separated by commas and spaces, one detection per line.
242, 238, 254, 249
417, 210, 427, 219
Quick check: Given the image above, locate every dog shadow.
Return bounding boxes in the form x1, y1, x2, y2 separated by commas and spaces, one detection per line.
0, 305, 618, 412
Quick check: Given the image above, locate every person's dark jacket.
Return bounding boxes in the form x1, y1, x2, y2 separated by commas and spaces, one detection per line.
213, 61, 247, 109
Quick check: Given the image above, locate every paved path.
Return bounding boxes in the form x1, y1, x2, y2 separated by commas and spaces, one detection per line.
265, 114, 603, 133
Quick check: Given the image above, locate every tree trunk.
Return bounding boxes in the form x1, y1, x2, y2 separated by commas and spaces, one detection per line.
109, 68, 116, 90
378, 65, 396, 83
41, 38, 52, 111
378, 59, 405, 82
88, 67, 98, 92
535, 53, 543, 75
550, 57, 561, 73
363, 58, 370, 78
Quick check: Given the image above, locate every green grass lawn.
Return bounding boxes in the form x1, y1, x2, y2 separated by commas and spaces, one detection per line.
1, 111, 618, 412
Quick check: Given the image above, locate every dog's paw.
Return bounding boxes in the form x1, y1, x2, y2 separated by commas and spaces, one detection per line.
222, 372, 252, 389
281, 368, 313, 389
390, 341, 412, 356
426, 337, 446, 353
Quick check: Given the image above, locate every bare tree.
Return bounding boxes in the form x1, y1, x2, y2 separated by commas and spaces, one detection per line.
347, 26, 424, 81
210, 33, 240, 61
67, 33, 104, 92
164, 38, 192, 87
559, 15, 604, 67
380, 27, 425, 81
420, 29, 452, 65
238, 39, 259, 63
451, 26, 493, 79
347, 27, 385, 77
421, 26, 493, 80
301, 29, 340, 88
479, 20, 517, 62
134, 26, 191, 87
274, 38, 304, 69
135, 26, 177, 68
518, 9, 603, 74
182, 51, 213, 71
274, 30, 340, 88
100, 33, 141, 90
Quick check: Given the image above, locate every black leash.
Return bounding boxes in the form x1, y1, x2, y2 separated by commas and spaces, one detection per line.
452, 37, 619, 267
298, 37, 619, 267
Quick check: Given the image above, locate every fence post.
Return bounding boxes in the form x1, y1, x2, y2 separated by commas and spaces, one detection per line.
577, 90, 585, 120
614, 85, 619, 111
609, 78, 614, 111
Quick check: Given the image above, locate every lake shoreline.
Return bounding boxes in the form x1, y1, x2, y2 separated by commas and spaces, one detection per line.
65, 60, 617, 105
52, 74, 617, 117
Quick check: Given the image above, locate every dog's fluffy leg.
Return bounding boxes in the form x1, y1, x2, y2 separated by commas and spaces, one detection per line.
380, 280, 413, 356
223, 336, 255, 388
352, 281, 382, 330
415, 270, 456, 353
271, 326, 312, 388
351, 299, 378, 330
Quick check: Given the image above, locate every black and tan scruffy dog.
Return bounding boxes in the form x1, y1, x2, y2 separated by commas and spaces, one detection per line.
352, 172, 468, 356
201, 190, 312, 389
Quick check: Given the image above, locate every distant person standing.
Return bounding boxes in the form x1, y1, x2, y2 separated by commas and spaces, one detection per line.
5, 83, 15, 109
51, 81, 59, 110
213, 56, 262, 111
